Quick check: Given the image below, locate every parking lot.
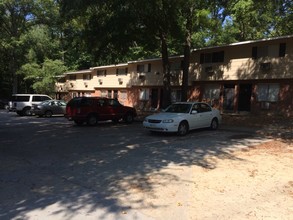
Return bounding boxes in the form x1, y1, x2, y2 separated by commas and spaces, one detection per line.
0, 110, 292, 220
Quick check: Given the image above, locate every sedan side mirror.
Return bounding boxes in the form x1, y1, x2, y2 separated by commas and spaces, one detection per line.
191, 110, 198, 114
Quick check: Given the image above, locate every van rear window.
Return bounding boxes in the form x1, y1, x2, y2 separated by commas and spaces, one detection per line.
11, 96, 30, 102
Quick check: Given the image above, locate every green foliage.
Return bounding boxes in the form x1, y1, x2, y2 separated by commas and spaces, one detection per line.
0, 0, 292, 98
19, 59, 67, 95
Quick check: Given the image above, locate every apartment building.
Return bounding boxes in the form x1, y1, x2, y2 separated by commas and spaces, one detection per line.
56, 35, 293, 117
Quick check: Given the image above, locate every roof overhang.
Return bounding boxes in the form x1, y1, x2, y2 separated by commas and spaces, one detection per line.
65, 69, 93, 75
90, 63, 128, 70
192, 35, 293, 52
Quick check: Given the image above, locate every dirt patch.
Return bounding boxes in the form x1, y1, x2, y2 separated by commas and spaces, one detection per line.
118, 140, 293, 219
223, 114, 293, 141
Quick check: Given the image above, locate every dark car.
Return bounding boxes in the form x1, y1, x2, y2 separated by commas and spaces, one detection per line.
31, 100, 67, 117
65, 97, 137, 126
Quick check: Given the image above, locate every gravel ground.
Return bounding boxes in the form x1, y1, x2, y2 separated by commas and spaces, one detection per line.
116, 139, 293, 219
122, 114, 293, 219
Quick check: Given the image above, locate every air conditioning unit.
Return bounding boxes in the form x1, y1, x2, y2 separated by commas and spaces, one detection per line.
138, 72, 146, 79
260, 62, 271, 71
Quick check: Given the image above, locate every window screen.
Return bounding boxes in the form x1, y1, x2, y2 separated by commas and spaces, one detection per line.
257, 84, 279, 102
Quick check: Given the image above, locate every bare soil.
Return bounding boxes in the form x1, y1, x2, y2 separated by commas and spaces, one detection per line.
117, 141, 293, 219
119, 115, 293, 219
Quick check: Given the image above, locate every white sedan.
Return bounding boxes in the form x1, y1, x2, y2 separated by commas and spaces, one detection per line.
143, 102, 221, 136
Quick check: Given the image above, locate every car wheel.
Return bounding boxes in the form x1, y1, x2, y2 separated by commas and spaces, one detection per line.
124, 113, 134, 124
22, 107, 32, 116
210, 118, 219, 130
44, 110, 53, 117
177, 121, 189, 136
87, 114, 98, 126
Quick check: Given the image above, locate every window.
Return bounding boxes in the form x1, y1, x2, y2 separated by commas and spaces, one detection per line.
171, 90, 181, 103
116, 68, 128, 76
98, 99, 105, 106
83, 74, 92, 80
32, 95, 50, 102
137, 63, 151, 73
107, 90, 112, 98
203, 84, 220, 100
97, 70, 107, 77
200, 51, 224, 64
58, 77, 65, 83
199, 103, 212, 112
257, 84, 279, 102
108, 99, 120, 106
119, 91, 127, 100
252, 44, 286, 59
137, 64, 145, 73
252, 46, 258, 59
139, 89, 149, 100
113, 90, 118, 99
69, 75, 76, 80
279, 43, 286, 57
11, 95, 30, 102
170, 62, 182, 71
101, 90, 107, 97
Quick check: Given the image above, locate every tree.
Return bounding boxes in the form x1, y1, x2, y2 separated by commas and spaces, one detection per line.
0, 0, 35, 94
133, 0, 183, 108
19, 59, 67, 96
178, 0, 210, 101
224, 0, 293, 41
60, 0, 181, 108
0, 0, 66, 96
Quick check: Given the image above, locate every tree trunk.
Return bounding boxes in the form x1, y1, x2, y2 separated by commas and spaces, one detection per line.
160, 32, 171, 109
182, 39, 191, 101
11, 51, 18, 94
181, 7, 192, 102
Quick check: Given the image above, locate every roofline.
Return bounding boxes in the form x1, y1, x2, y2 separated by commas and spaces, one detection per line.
192, 35, 293, 52
90, 63, 128, 70
64, 69, 93, 75
128, 55, 184, 64
65, 35, 292, 73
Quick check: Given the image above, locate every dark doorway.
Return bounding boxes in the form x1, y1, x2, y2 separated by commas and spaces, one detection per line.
238, 84, 252, 111
223, 84, 235, 112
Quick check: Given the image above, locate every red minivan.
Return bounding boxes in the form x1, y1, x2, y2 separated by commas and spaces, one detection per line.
65, 97, 137, 126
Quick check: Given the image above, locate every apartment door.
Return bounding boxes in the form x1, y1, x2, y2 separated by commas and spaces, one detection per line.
238, 84, 252, 111
223, 84, 235, 112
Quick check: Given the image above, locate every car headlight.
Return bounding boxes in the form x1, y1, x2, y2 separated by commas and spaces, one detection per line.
162, 119, 174, 123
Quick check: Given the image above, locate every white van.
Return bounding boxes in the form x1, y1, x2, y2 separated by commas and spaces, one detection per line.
10, 94, 52, 116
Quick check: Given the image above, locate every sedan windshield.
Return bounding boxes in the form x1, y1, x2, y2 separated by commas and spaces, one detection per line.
165, 103, 192, 113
